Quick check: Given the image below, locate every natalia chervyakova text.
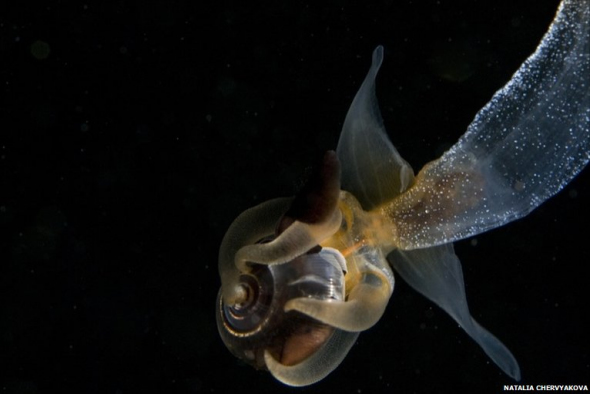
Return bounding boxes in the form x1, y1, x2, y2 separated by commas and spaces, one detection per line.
504, 386, 589, 391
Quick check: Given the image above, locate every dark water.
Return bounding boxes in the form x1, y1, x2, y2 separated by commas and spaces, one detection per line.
2, 1, 588, 393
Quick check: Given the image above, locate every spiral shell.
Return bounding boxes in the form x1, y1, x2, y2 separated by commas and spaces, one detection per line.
216, 247, 346, 369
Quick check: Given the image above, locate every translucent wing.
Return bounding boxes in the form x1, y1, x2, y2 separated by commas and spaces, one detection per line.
337, 46, 414, 210
385, 0, 590, 250
389, 244, 521, 380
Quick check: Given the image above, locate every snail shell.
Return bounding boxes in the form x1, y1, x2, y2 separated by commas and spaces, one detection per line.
217, 152, 359, 385
216, 246, 346, 370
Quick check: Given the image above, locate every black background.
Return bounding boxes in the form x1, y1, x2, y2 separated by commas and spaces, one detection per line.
1, 0, 588, 393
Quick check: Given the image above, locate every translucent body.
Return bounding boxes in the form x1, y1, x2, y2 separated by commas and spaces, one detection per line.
381, 0, 590, 249
217, 0, 589, 386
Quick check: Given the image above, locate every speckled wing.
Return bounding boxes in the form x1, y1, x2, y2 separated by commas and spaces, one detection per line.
387, 0, 590, 250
